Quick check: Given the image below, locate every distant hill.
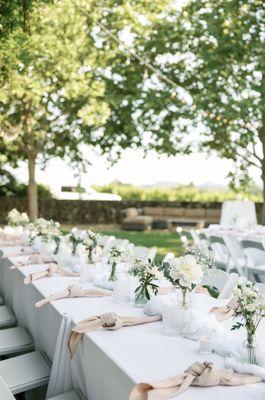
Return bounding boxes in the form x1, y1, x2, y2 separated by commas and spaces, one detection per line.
139, 181, 227, 190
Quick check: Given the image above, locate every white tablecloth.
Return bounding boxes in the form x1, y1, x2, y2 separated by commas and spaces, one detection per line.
0, 250, 265, 400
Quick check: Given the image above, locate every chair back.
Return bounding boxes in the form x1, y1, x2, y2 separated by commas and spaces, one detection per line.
256, 282, 265, 294
241, 240, 265, 266
201, 269, 229, 294
133, 246, 150, 260
163, 252, 175, 263
147, 247, 157, 262
177, 228, 193, 249
218, 272, 239, 299
209, 235, 231, 270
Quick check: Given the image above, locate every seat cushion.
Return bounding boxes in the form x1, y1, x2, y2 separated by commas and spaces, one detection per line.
123, 208, 139, 218
0, 306, 16, 328
184, 209, 206, 218
0, 327, 34, 356
0, 351, 50, 394
205, 209, 221, 218
143, 207, 164, 217
48, 390, 81, 400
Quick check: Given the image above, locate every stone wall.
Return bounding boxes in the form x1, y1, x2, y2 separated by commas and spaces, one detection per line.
0, 197, 262, 224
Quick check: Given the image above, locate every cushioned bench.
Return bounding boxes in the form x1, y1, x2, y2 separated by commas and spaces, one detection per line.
121, 206, 220, 231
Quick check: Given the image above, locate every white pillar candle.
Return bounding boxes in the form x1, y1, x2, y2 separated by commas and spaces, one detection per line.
199, 335, 213, 355
113, 278, 131, 303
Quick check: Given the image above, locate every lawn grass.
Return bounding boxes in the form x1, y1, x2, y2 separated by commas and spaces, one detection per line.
100, 229, 183, 262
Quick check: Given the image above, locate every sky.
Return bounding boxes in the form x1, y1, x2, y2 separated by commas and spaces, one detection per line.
13, 148, 261, 195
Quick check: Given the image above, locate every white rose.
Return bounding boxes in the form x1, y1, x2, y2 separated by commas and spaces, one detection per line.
246, 303, 256, 312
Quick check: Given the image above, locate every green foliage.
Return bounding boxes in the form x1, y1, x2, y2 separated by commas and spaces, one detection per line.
93, 183, 262, 202
0, 167, 51, 198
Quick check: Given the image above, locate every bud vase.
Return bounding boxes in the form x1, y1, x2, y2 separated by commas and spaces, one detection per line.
242, 334, 258, 365
134, 291, 148, 307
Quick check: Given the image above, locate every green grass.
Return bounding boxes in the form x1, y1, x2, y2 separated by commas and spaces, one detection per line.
100, 229, 183, 262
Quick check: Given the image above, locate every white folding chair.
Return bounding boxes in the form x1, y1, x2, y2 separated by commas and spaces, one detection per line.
222, 234, 246, 276
147, 247, 157, 262
0, 306, 16, 329
218, 272, 239, 299
208, 235, 233, 272
0, 326, 34, 357
241, 240, 265, 282
256, 282, 265, 294
190, 230, 209, 250
0, 375, 14, 400
133, 246, 150, 260
201, 269, 229, 296
0, 375, 82, 400
163, 252, 175, 263
197, 232, 209, 248
176, 228, 193, 249
0, 351, 50, 394
48, 391, 84, 400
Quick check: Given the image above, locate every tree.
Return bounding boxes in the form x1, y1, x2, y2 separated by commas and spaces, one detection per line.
0, 0, 173, 220
134, 0, 264, 220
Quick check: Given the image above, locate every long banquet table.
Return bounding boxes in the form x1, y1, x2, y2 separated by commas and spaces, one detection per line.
1, 248, 265, 400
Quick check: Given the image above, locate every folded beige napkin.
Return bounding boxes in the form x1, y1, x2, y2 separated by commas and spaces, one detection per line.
35, 283, 111, 308
69, 312, 161, 357
10, 254, 54, 269
209, 298, 238, 321
1, 246, 37, 259
24, 263, 78, 284
129, 361, 262, 400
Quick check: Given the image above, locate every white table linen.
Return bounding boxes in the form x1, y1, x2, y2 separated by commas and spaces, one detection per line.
0, 248, 265, 399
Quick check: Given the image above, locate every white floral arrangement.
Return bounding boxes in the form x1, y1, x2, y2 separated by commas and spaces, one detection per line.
7, 209, 29, 227
232, 281, 265, 355
231, 281, 265, 365
163, 254, 204, 308
128, 258, 163, 301
68, 228, 87, 255
83, 230, 98, 263
29, 218, 61, 250
107, 246, 134, 281
164, 254, 203, 289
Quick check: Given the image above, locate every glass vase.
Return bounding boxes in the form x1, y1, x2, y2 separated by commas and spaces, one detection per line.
242, 333, 258, 365
134, 291, 148, 307
177, 288, 192, 310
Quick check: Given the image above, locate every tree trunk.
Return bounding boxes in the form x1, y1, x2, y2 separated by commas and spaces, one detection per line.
28, 154, 38, 221
261, 157, 265, 226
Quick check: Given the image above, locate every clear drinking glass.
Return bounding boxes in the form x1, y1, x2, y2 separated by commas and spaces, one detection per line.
162, 304, 185, 336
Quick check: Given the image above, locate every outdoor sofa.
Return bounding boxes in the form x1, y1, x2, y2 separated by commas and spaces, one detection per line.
121, 206, 221, 231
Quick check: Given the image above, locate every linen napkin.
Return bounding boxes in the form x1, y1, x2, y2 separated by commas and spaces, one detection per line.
129, 361, 262, 400
10, 254, 54, 269
69, 312, 161, 357
210, 298, 238, 321
35, 283, 111, 308
24, 263, 78, 284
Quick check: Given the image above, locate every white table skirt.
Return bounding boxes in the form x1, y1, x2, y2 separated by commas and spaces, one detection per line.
0, 251, 265, 400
